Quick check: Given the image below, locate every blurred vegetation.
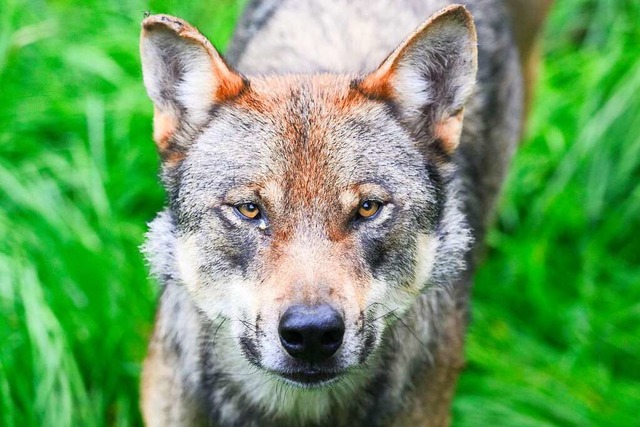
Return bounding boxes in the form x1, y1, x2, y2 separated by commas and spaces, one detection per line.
0, 0, 638, 425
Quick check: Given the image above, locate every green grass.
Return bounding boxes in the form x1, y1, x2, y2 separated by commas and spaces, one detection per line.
0, 0, 638, 425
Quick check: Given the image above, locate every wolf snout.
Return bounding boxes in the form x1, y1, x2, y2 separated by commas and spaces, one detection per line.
278, 304, 345, 363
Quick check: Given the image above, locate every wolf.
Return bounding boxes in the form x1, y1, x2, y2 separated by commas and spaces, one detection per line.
138, 0, 551, 425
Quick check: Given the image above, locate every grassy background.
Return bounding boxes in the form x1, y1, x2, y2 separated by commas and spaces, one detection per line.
0, 0, 638, 425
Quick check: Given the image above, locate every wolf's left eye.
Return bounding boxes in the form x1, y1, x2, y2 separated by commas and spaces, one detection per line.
235, 203, 262, 220
357, 200, 382, 219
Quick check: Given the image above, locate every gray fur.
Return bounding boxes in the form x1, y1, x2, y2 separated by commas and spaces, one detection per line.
231, 0, 521, 240
141, 1, 524, 425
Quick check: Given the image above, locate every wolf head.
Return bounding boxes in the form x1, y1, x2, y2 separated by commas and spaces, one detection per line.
141, 4, 476, 397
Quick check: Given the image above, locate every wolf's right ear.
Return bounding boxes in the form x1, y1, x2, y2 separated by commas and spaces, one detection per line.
359, 5, 477, 155
140, 15, 246, 162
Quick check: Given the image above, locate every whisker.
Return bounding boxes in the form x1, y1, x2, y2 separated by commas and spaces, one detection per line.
234, 317, 258, 333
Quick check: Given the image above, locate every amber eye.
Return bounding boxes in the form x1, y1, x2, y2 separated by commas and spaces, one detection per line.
235, 203, 261, 220
357, 200, 382, 219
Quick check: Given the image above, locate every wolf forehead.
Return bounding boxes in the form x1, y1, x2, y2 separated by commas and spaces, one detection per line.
174, 74, 443, 209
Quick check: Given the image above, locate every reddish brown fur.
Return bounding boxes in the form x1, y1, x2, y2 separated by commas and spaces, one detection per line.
152, 108, 187, 164
356, 6, 476, 155
434, 109, 465, 154
153, 107, 176, 151
359, 5, 477, 101
142, 15, 247, 161
139, 2, 553, 425
142, 15, 246, 103
223, 75, 380, 308
231, 75, 367, 225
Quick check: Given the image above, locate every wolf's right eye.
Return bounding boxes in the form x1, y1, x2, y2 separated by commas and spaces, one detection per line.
235, 203, 262, 220
357, 200, 382, 219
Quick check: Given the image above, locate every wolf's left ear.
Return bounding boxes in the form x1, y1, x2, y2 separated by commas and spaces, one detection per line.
140, 15, 246, 162
359, 5, 477, 154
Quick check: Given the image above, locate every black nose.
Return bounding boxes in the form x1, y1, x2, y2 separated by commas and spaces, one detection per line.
278, 304, 345, 363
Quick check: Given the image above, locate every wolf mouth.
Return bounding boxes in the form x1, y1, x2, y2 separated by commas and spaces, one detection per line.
276, 369, 344, 387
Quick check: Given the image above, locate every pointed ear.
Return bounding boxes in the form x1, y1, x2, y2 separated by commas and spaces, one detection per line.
140, 14, 246, 162
359, 5, 477, 155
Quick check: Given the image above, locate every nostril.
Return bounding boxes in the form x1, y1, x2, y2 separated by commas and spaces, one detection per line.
321, 328, 344, 346
280, 329, 304, 346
